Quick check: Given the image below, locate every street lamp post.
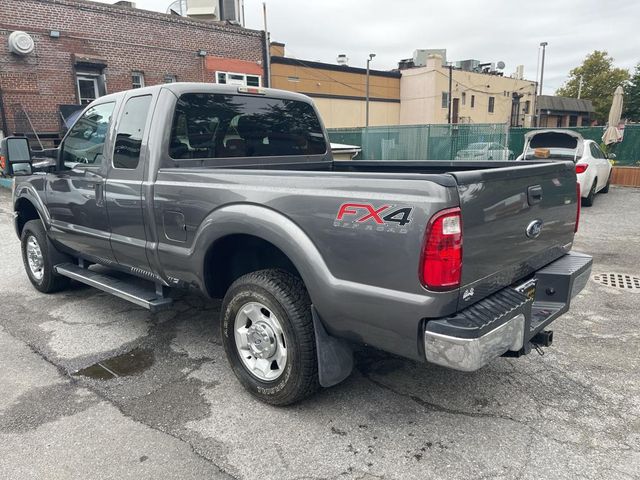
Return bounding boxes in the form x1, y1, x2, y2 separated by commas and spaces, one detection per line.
365, 53, 376, 127
538, 42, 548, 96
535, 42, 548, 127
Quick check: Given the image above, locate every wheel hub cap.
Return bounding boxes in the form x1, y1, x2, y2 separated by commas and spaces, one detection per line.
26, 236, 44, 281
234, 302, 288, 382
247, 322, 276, 359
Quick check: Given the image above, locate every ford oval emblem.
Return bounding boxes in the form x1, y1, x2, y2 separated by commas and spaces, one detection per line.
526, 219, 544, 238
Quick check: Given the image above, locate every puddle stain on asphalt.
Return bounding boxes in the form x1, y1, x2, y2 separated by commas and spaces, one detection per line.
74, 347, 154, 379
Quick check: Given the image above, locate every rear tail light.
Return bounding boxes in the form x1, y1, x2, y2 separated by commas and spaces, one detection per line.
575, 183, 581, 233
575, 164, 588, 174
421, 207, 462, 290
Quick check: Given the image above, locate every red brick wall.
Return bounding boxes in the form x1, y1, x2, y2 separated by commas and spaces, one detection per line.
0, 0, 265, 134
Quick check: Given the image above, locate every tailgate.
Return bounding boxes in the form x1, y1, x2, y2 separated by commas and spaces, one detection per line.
451, 161, 578, 309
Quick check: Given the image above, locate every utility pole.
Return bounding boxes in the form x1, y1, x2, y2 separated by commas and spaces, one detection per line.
263, 2, 271, 87
578, 76, 584, 99
447, 64, 453, 124
365, 53, 376, 127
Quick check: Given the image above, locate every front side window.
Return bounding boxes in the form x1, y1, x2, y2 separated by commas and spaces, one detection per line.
113, 95, 152, 169
62, 102, 115, 167
169, 93, 327, 160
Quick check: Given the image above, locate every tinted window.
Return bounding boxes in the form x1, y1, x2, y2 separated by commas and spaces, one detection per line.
62, 102, 115, 167
169, 93, 327, 159
113, 95, 152, 169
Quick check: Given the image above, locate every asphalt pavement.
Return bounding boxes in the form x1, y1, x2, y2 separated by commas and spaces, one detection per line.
0, 185, 639, 480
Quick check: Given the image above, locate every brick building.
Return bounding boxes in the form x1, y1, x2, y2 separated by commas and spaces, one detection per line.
0, 0, 266, 144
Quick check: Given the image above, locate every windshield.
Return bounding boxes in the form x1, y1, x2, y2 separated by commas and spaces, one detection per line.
169, 93, 327, 159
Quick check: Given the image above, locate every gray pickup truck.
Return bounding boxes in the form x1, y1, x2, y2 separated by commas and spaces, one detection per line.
4, 83, 592, 405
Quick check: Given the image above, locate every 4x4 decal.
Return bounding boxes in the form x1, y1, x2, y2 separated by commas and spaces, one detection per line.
334, 203, 414, 233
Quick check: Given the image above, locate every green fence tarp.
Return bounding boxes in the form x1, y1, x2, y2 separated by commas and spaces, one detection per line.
328, 124, 640, 166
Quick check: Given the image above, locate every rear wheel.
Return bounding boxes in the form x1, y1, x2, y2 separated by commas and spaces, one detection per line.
21, 220, 71, 293
601, 173, 611, 193
221, 269, 319, 405
582, 179, 597, 207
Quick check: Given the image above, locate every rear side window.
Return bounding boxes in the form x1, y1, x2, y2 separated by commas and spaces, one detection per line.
113, 95, 152, 169
169, 93, 327, 160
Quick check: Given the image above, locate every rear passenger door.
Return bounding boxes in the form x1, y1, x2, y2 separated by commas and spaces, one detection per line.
589, 143, 609, 190
105, 93, 155, 273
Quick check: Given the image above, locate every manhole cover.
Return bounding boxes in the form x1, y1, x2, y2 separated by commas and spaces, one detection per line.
593, 273, 640, 292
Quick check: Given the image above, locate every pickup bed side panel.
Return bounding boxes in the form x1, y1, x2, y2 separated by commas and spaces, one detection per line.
153, 169, 459, 360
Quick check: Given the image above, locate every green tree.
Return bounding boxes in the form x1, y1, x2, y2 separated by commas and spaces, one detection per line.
624, 63, 640, 122
556, 51, 629, 124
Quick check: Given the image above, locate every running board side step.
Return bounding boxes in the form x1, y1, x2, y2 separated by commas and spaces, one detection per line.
54, 263, 173, 312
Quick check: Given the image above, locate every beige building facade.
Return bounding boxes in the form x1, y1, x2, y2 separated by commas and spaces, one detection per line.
400, 56, 537, 127
269, 43, 401, 128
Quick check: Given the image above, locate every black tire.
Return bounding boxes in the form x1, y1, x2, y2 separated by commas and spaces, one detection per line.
21, 219, 71, 293
601, 174, 611, 194
221, 269, 319, 405
582, 180, 597, 207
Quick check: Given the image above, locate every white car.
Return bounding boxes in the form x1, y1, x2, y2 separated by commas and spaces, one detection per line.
455, 142, 513, 160
517, 130, 613, 207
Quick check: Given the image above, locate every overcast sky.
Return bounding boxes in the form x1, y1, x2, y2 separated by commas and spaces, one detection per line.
97, 0, 639, 94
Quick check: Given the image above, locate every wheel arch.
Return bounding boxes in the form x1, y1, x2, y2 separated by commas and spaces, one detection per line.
192, 204, 332, 305
14, 196, 43, 237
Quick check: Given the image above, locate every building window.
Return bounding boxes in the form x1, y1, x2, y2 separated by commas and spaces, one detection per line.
246, 75, 260, 87
471, 95, 475, 108
488, 96, 495, 113
523, 100, 530, 114
164, 74, 177, 83
461, 92, 466, 106
76, 75, 100, 105
216, 71, 262, 87
132, 71, 145, 89
441, 92, 449, 109
287, 76, 300, 83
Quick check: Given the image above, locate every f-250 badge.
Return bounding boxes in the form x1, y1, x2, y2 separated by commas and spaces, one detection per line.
334, 203, 413, 234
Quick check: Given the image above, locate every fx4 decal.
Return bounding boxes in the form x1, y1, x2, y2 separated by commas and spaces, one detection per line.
334, 203, 414, 233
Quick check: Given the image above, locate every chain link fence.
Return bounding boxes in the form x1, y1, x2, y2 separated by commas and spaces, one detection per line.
328, 124, 640, 166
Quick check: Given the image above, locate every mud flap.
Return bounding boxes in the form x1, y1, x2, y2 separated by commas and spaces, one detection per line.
311, 306, 353, 387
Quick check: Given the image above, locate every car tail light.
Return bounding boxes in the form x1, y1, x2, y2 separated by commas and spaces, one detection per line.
575, 164, 588, 174
575, 183, 581, 233
421, 207, 462, 290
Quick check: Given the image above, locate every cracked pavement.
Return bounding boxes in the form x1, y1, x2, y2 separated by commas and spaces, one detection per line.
0, 186, 639, 480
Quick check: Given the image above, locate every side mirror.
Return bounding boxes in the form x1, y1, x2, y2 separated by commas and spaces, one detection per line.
0, 137, 32, 176
607, 153, 617, 160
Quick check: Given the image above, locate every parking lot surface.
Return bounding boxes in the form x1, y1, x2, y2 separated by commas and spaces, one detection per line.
0, 186, 639, 480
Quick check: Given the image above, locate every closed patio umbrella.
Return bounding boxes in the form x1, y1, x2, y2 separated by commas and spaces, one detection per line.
602, 86, 624, 145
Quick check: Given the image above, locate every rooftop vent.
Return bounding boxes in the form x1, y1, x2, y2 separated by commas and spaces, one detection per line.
337, 54, 348, 66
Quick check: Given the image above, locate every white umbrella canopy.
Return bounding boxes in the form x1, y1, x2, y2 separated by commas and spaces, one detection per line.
602, 85, 624, 145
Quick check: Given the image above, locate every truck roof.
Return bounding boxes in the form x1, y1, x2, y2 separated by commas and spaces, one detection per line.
95, 82, 315, 105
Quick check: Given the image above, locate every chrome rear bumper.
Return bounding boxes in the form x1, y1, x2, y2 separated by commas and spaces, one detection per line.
424, 313, 525, 372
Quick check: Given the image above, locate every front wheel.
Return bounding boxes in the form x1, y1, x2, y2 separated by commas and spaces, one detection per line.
221, 269, 319, 405
582, 180, 597, 207
21, 220, 71, 293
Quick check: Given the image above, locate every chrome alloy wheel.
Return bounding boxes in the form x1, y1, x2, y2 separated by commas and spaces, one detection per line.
26, 235, 44, 281
234, 302, 288, 381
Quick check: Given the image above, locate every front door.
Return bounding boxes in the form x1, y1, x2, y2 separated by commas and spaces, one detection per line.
47, 101, 118, 262
105, 93, 155, 272
452, 98, 459, 124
